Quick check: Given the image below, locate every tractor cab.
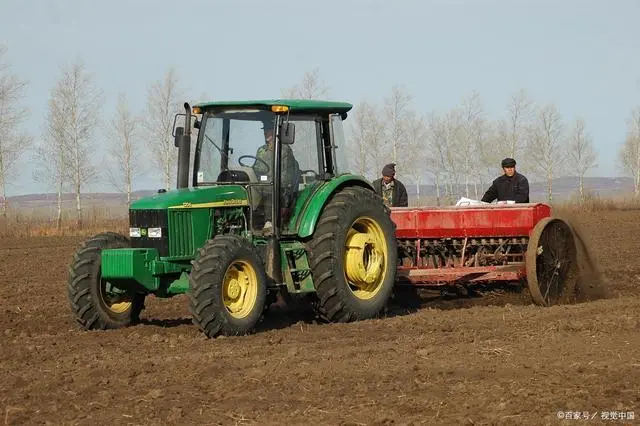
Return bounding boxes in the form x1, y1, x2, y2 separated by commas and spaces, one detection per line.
176, 100, 353, 236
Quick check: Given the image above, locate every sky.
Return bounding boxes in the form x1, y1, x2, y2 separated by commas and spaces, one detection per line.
1, 0, 639, 196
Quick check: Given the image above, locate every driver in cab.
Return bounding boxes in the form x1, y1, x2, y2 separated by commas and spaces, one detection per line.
254, 120, 297, 186
253, 120, 299, 227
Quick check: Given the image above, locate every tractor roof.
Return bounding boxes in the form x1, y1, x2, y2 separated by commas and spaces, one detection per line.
192, 99, 353, 115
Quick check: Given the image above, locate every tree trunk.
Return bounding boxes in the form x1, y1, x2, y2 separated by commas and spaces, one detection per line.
1, 176, 7, 219
126, 170, 132, 207
165, 149, 171, 190
56, 184, 63, 230
579, 174, 585, 204
0, 153, 6, 218
359, 141, 365, 176
547, 171, 553, 203
76, 182, 81, 228
75, 144, 82, 228
465, 173, 469, 198
435, 175, 441, 206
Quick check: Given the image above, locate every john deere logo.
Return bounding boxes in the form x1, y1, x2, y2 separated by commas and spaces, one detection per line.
182, 202, 192, 208
140, 228, 147, 237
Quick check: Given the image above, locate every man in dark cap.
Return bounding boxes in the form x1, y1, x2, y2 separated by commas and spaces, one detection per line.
481, 157, 530, 203
372, 163, 408, 207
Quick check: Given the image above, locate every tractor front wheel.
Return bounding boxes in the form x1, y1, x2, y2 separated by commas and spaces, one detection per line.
188, 235, 267, 338
67, 232, 145, 330
308, 185, 398, 322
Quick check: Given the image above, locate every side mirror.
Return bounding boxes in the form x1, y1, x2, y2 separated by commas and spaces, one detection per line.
174, 126, 184, 147
280, 122, 295, 145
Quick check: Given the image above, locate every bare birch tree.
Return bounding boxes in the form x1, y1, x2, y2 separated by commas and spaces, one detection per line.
567, 118, 597, 203
106, 93, 141, 206
144, 66, 184, 190
477, 121, 504, 189
348, 101, 378, 176
383, 85, 412, 163
35, 88, 70, 229
281, 69, 331, 171
618, 107, 640, 197
426, 110, 462, 203
458, 91, 486, 198
0, 45, 32, 217
57, 59, 103, 226
402, 110, 429, 204
280, 68, 329, 100
527, 104, 565, 202
498, 89, 534, 160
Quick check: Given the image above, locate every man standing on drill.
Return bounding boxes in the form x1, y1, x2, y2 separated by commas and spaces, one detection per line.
481, 157, 530, 203
372, 163, 408, 208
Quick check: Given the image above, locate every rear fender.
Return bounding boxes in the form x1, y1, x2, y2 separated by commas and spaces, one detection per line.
295, 175, 374, 238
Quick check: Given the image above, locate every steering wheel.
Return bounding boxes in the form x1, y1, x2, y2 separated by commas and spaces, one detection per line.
238, 155, 270, 172
300, 169, 319, 178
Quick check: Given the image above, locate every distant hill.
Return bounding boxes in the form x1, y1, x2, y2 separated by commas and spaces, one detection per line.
403, 176, 637, 202
2, 176, 637, 213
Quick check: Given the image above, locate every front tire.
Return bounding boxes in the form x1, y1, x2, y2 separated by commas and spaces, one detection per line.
307, 185, 398, 322
67, 232, 145, 330
188, 235, 267, 338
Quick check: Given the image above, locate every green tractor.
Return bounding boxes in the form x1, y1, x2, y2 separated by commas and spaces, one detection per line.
67, 99, 398, 337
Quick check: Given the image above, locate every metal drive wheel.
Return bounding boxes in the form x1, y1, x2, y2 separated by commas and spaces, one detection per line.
525, 217, 579, 306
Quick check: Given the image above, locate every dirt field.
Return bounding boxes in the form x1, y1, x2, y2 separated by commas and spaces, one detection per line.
1, 210, 639, 425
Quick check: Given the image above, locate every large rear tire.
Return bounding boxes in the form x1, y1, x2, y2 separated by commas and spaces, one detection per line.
67, 232, 146, 330
307, 185, 398, 322
188, 235, 267, 338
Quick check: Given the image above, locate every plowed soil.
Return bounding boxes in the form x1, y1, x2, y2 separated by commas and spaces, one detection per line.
1, 210, 639, 425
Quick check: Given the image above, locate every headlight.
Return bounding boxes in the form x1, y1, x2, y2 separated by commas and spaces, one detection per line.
129, 227, 141, 238
148, 227, 162, 238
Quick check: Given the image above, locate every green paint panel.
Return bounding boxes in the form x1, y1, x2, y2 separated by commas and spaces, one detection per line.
194, 99, 353, 115
295, 175, 374, 238
168, 208, 212, 258
285, 182, 321, 234
279, 241, 315, 294
101, 248, 158, 291
130, 185, 248, 210
152, 259, 190, 275
166, 273, 190, 295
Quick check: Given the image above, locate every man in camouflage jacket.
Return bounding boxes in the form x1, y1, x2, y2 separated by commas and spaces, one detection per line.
372, 163, 408, 208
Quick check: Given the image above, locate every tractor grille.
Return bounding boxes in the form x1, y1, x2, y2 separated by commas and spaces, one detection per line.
168, 210, 194, 257
129, 209, 169, 257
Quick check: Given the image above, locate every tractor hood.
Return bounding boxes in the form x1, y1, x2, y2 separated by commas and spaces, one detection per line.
130, 185, 250, 210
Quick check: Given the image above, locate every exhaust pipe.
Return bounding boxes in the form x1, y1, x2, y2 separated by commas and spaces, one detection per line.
176, 102, 192, 189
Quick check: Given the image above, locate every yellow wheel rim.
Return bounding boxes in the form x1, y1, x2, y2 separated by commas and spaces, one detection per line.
100, 280, 133, 314
343, 216, 388, 300
222, 260, 258, 319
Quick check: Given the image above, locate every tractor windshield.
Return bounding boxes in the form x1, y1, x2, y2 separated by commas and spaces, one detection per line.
194, 110, 276, 185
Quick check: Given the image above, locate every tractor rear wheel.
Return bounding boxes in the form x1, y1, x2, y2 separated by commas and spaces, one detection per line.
307, 185, 398, 322
188, 235, 267, 338
525, 217, 579, 306
67, 232, 145, 330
